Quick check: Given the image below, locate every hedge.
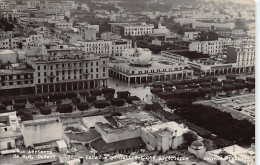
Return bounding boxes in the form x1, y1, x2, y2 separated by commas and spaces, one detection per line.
77, 102, 90, 111
39, 106, 51, 115
56, 104, 73, 113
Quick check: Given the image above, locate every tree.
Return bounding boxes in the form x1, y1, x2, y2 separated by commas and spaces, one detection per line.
14, 97, 27, 104
66, 92, 77, 99
151, 87, 163, 94
167, 98, 192, 109
101, 88, 115, 95
39, 106, 51, 115
54, 92, 66, 100
183, 131, 198, 146
1, 98, 13, 106
110, 98, 125, 107
0, 105, 6, 113
117, 91, 130, 100
13, 103, 26, 110
79, 91, 89, 97
77, 102, 90, 113
86, 96, 96, 103
56, 104, 73, 113
126, 96, 140, 104
94, 100, 110, 110
72, 98, 80, 104
35, 101, 45, 108
64, 15, 70, 22
90, 89, 102, 97
28, 95, 42, 104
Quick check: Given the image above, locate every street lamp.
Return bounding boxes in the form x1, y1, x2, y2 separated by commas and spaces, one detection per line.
47, 96, 49, 105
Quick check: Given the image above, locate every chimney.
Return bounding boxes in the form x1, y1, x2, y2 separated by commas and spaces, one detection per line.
80, 157, 83, 164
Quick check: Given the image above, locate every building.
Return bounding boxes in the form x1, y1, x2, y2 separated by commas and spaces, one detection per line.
21, 117, 62, 148
0, 31, 13, 40
227, 46, 255, 67
121, 44, 152, 61
189, 38, 255, 55
55, 22, 73, 29
110, 23, 154, 36
101, 32, 122, 41
0, 50, 17, 63
0, 63, 35, 96
0, 111, 23, 155
183, 32, 200, 41
120, 23, 154, 37
153, 23, 170, 34
109, 58, 193, 85
192, 21, 235, 30
162, 50, 255, 76
82, 116, 109, 129
140, 121, 189, 153
112, 39, 132, 56
80, 28, 96, 41
79, 23, 100, 33
76, 40, 112, 56
26, 51, 109, 94
188, 140, 207, 159
204, 145, 255, 165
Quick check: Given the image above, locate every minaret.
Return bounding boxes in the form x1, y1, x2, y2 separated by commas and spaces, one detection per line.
133, 41, 139, 57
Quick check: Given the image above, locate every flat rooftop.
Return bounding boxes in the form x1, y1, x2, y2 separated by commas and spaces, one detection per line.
65, 130, 101, 142
22, 118, 61, 127
91, 137, 145, 154
164, 50, 210, 59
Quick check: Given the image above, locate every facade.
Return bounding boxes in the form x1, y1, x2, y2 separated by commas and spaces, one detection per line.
80, 28, 96, 41
79, 23, 99, 33
0, 31, 13, 40
189, 38, 255, 55
0, 111, 22, 155
140, 121, 189, 153
122, 47, 152, 61
153, 23, 170, 34
120, 23, 154, 37
26, 51, 109, 94
109, 60, 193, 85
76, 40, 113, 56
55, 22, 73, 29
21, 118, 62, 148
0, 63, 34, 96
0, 50, 17, 63
101, 32, 122, 41
192, 21, 235, 30
112, 39, 132, 56
183, 32, 200, 41
227, 46, 255, 67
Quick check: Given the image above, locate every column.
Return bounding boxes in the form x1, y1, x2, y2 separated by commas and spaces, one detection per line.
41, 85, 43, 93
83, 82, 85, 90
88, 81, 90, 89
128, 77, 130, 86
77, 82, 79, 90
48, 85, 50, 93
72, 82, 74, 91
35, 86, 37, 94
93, 81, 96, 88
65, 83, 67, 91
54, 84, 56, 92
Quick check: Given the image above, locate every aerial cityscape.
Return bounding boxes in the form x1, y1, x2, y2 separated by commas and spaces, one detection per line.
0, 0, 256, 164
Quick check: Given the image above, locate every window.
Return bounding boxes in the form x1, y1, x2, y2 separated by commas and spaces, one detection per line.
56, 77, 59, 81
68, 70, 71, 75
38, 66, 40, 70
86, 63, 88, 67
50, 65, 53, 70
17, 75, 20, 79
44, 78, 46, 83
96, 62, 98, 66
91, 68, 93, 72
103, 67, 105, 72
96, 68, 98, 72
96, 74, 98, 78
9, 82, 13, 85
103, 61, 106, 64
44, 72, 46, 76
56, 64, 59, 68
44, 65, 46, 70
91, 62, 93, 66
91, 74, 93, 78
103, 73, 105, 77
38, 79, 40, 83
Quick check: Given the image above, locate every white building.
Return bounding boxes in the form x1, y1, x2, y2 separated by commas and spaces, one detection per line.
183, 32, 200, 41
140, 121, 189, 153
122, 45, 152, 62
101, 32, 122, 41
0, 111, 21, 155
153, 23, 170, 34
21, 118, 62, 148
112, 39, 132, 56
55, 22, 73, 29
82, 116, 109, 129
111, 23, 154, 37
189, 38, 255, 55
0, 50, 17, 64
227, 46, 255, 67
76, 40, 112, 56
192, 21, 235, 30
